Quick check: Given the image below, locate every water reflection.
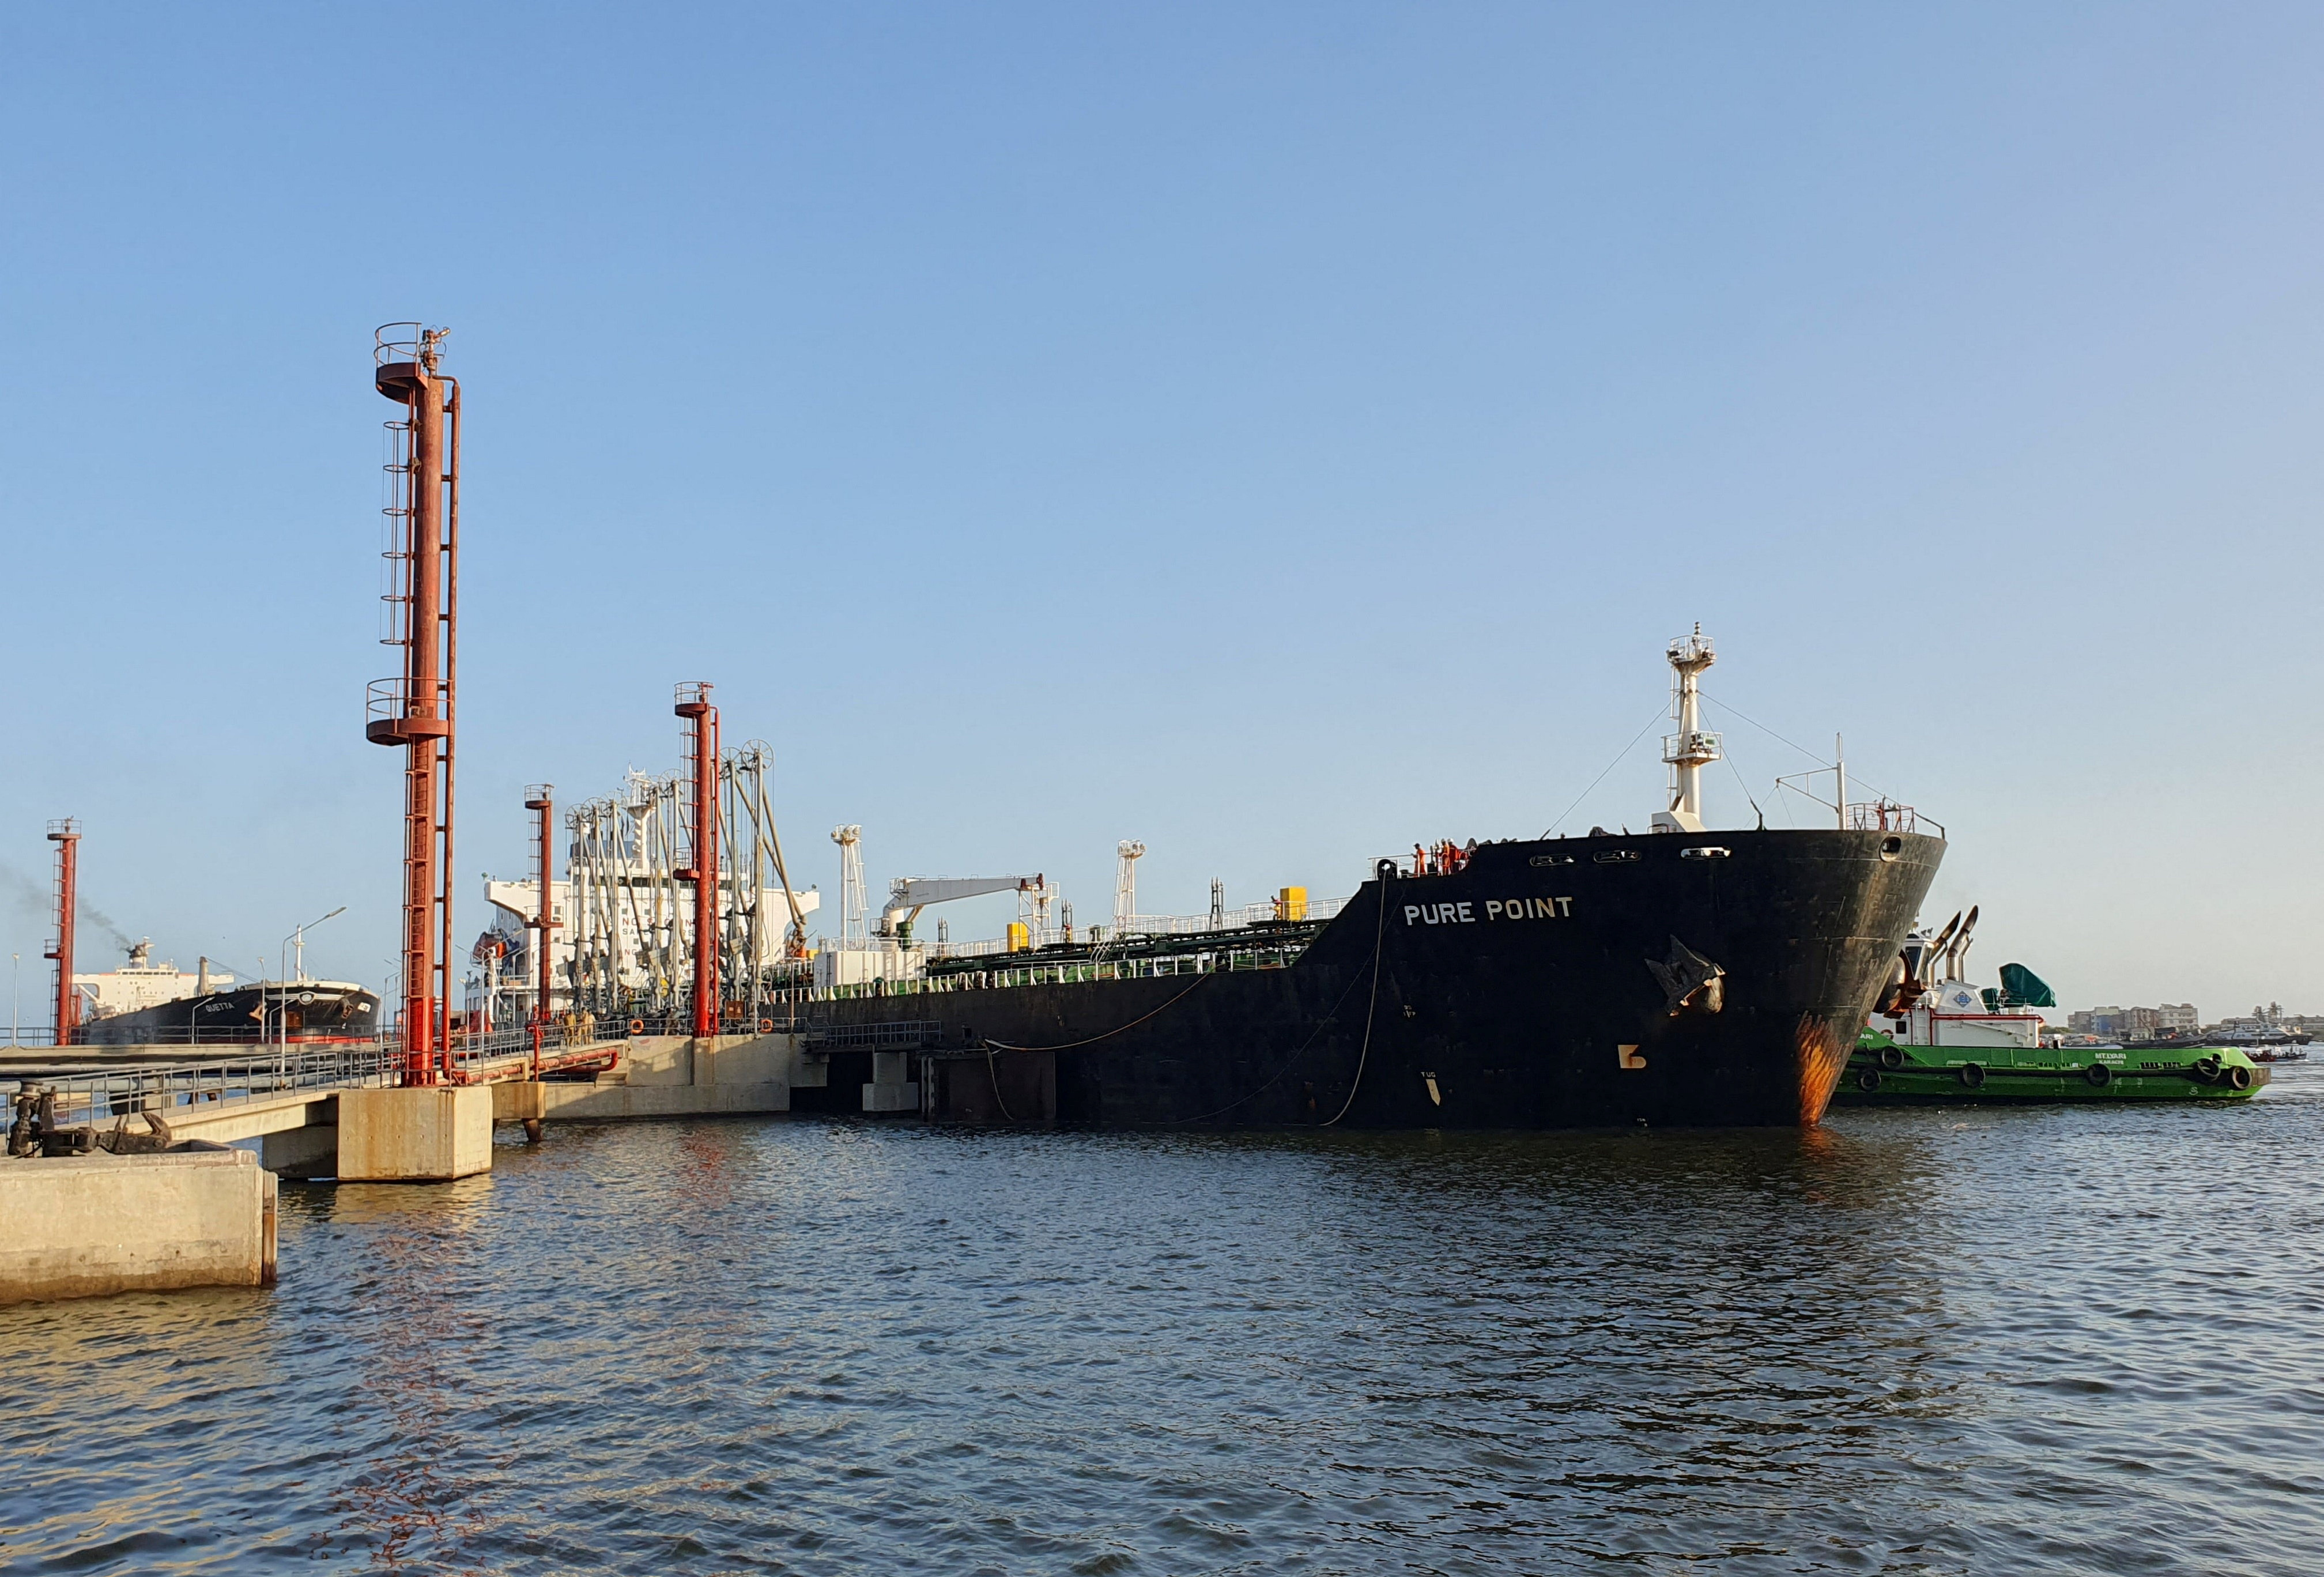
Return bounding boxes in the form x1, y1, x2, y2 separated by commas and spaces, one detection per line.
2, 1078, 2321, 1574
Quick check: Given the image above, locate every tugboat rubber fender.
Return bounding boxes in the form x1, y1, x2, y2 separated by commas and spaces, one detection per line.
1878, 1044, 1905, 1070
2194, 1055, 2221, 1082
1857, 1068, 1880, 1092
2085, 1062, 2111, 1088
1957, 1063, 1985, 1089
2226, 1063, 2254, 1091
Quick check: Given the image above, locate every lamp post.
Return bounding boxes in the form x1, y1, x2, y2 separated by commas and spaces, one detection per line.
278, 908, 347, 1053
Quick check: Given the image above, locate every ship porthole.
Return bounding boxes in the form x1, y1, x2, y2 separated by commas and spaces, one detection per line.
1880, 836, 1903, 859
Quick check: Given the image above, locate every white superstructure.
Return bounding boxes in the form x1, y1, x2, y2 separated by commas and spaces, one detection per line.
1653, 626, 1721, 834
74, 940, 235, 1020
1873, 910, 2046, 1050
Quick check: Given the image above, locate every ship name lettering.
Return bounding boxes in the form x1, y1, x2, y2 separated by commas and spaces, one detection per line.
1402, 897, 1573, 926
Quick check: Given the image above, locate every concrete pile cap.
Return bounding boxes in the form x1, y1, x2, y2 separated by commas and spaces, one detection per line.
12, 1147, 258, 1173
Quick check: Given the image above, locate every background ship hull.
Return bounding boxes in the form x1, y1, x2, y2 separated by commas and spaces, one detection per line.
77, 983, 380, 1046
805, 828, 1942, 1129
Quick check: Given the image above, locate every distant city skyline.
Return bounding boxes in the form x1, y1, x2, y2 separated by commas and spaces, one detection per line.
4, 5, 2322, 1014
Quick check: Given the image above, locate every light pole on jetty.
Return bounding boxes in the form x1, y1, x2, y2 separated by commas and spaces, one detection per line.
364, 325, 461, 1085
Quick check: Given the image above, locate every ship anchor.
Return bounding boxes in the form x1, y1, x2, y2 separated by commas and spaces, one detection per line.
1647, 935, 1726, 1016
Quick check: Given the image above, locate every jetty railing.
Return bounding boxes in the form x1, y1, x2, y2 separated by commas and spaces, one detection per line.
4, 1023, 609, 1127
3, 1043, 405, 1130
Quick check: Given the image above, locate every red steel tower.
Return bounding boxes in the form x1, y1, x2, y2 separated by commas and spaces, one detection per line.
365, 326, 461, 1084
674, 683, 720, 1039
523, 784, 558, 1025
44, 818, 78, 1048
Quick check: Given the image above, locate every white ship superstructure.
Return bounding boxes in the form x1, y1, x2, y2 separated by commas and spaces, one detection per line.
73, 940, 235, 1022
1870, 908, 2048, 1051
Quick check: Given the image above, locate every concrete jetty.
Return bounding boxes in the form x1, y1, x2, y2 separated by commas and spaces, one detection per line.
0, 1147, 276, 1306
0, 1030, 814, 1301
9, 1030, 805, 1181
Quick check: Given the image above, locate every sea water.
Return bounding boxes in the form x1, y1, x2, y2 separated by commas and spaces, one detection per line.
3, 1067, 2319, 1574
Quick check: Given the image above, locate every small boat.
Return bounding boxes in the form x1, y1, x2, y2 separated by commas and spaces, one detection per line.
1830, 911, 2267, 1104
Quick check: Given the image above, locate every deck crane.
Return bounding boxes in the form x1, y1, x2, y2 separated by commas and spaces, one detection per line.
880, 876, 1045, 948
736, 749, 810, 958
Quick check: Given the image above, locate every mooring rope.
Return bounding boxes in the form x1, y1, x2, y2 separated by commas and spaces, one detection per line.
1318, 884, 1390, 1127
984, 1038, 1016, 1122
1162, 935, 1380, 1126
978, 886, 1394, 1127
978, 970, 1216, 1124
979, 970, 1215, 1054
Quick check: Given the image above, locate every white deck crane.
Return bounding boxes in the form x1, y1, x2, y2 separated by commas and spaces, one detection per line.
881, 875, 1046, 947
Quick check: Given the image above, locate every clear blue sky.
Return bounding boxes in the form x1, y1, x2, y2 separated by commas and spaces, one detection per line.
2, 3, 2318, 1019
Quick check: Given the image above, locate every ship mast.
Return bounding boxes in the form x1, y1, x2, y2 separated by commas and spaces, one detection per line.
1654, 626, 1721, 834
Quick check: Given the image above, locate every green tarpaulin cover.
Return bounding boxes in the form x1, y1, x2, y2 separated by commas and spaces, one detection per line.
1998, 962, 2056, 1009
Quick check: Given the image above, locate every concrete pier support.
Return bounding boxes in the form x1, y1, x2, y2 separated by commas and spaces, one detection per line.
486, 1035, 794, 1127
337, 1086, 493, 1181
0, 1148, 277, 1306
260, 1123, 339, 1180
863, 1050, 920, 1114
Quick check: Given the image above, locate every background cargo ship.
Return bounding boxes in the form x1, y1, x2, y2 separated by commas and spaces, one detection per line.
76, 979, 379, 1047
792, 632, 1944, 1130
62, 935, 379, 1048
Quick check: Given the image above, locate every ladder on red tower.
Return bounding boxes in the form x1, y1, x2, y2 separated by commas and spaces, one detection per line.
365, 324, 461, 1085
44, 819, 79, 1049
675, 684, 721, 1039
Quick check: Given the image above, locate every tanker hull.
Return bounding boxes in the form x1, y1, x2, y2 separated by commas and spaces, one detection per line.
806, 828, 1942, 1130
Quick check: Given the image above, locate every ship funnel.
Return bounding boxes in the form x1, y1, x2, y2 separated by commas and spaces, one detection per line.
1947, 904, 1979, 981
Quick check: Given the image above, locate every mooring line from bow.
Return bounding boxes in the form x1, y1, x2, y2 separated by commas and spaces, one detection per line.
1317, 883, 1390, 1127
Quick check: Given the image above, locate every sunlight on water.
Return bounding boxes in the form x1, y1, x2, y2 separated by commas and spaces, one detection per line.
4, 1069, 2320, 1574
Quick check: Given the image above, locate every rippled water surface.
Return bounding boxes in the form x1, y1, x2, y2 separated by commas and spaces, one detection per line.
6, 1069, 2322, 1575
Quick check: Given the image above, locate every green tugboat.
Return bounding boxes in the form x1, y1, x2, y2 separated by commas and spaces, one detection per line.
1831, 909, 2269, 1105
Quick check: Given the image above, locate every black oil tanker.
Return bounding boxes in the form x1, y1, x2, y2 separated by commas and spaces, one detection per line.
797, 825, 1942, 1130
77, 980, 380, 1047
